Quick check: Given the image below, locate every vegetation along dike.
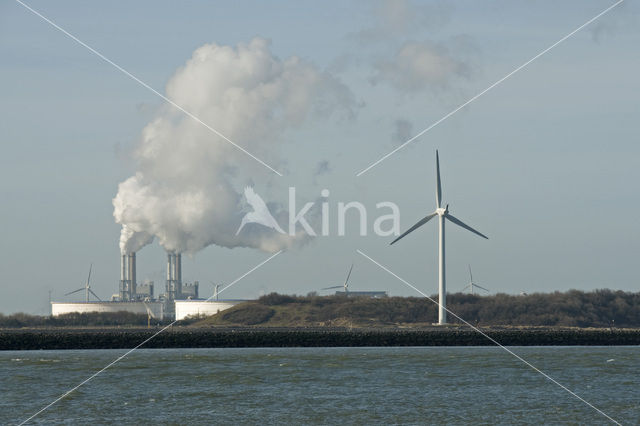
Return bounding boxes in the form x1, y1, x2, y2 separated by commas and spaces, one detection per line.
2, 290, 640, 350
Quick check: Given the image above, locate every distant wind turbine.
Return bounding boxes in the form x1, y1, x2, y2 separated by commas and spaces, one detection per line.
210, 282, 221, 301
322, 264, 354, 294
65, 264, 102, 302
391, 150, 488, 324
142, 300, 157, 328
462, 265, 489, 295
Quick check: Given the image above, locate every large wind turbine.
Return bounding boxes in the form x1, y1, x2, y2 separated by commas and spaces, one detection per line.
391, 151, 488, 324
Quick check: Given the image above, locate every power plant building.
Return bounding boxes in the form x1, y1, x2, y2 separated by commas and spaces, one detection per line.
51, 250, 237, 320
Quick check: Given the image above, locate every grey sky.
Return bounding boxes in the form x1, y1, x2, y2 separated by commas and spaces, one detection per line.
0, 0, 638, 314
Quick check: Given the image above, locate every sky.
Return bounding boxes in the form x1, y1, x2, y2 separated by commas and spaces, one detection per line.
0, 0, 638, 314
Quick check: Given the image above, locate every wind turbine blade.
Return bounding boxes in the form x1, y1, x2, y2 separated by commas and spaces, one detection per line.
436, 150, 442, 208
87, 264, 92, 286
322, 285, 344, 290
446, 214, 488, 239
474, 284, 490, 292
65, 288, 84, 296
88, 288, 102, 301
390, 212, 437, 245
344, 264, 354, 286
462, 284, 471, 291
143, 301, 157, 319
468, 264, 473, 282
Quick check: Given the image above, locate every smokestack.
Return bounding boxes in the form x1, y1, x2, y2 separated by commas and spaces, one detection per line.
166, 252, 176, 300
166, 253, 172, 282
176, 253, 182, 296
164, 252, 183, 301
128, 252, 136, 300
121, 254, 127, 282
120, 254, 128, 300
171, 254, 176, 284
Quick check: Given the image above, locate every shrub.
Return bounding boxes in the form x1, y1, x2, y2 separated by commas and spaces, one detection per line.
258, 293, 297, 306
221, 305, 275, 325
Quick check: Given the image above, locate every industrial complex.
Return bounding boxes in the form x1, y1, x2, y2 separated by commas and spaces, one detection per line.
51, 251, 244, 320
52, 252, 388, 321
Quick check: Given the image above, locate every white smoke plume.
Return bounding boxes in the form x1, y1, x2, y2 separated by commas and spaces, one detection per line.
391, 119, 413, 145
113, 38, 355, 254
371, 39, 474, 92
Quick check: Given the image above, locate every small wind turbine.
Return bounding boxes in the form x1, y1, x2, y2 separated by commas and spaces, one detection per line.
391, 151, 488, 324
142, 299, 157, 328
65, 264, 102, 302
462, 265, 489, 295
210, 282, 221, 301
322, 264, 354, 294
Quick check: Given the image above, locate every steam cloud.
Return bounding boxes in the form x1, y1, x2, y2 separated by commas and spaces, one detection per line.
392, 119, 413, 145
113, 38, 354, 254
371, 40, 473, 92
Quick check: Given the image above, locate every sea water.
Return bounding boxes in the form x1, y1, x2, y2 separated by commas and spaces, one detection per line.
2, 347, 638, 425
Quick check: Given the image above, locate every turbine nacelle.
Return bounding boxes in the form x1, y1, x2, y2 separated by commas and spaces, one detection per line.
435, 205, 448, 216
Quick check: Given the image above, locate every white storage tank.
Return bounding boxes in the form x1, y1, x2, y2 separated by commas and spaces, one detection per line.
51, 301, 165, 320
174, 300, 246, 320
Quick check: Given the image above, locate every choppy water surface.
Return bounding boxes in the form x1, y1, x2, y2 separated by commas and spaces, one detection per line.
1, 347, 638, 425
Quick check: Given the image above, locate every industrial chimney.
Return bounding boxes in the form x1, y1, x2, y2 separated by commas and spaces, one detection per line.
120, 252, 137, 301
176, 253, 182, 290
120, 254, 128, 300
166, 252, 173, 300
165, 252, 182, 300
128, 252, 137, 300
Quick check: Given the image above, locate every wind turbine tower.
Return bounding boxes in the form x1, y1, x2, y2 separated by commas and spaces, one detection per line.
391, 151, 488, 324
211, 282, 220, 301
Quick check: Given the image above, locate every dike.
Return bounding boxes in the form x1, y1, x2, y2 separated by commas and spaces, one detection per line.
2, 327, 640, 350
